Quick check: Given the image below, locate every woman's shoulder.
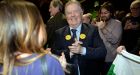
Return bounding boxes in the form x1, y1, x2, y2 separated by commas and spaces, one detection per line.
43, 54, 63, 69
44, 54, 65, 75
44, 54, 59, 63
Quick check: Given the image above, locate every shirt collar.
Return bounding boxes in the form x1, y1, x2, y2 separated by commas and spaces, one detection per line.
70, 24, 82, 33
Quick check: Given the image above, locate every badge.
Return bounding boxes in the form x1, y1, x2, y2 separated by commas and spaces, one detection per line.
65, 35, 71, 40
80, 34, 86, 39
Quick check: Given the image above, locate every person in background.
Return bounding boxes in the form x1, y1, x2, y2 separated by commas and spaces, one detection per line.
96, 2, 122, 75
82, 13, 92, 24
121, 0, 140, 52
0, 1, 64, 75
114, 10, 126, 22
123, 0, 140, 30
45, 0, 68, 48
52, 0, 106, 75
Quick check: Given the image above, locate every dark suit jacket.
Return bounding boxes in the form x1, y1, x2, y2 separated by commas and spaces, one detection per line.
45, 12, 67, 48
52, 23, 107, 75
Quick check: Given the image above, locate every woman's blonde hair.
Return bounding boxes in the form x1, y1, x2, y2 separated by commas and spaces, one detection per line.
0, 1, 47, 75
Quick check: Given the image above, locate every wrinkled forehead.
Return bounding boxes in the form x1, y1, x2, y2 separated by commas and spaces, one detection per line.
65, 3, 83, 15
66, 3, 81, 10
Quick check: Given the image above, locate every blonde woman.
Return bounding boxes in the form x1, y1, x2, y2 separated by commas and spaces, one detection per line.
0, 1, 64, 75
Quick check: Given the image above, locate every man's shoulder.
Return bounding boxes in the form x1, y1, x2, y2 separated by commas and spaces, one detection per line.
111, 18, 121, 25
55, 12, 66, 20
82, 23, 98, 30
47, 13, 66, 23
55, 25, 69, 32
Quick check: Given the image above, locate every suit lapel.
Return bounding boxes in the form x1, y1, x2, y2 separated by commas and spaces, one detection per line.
63, 26, 73, 46
79, 24, 89, 46
63, 24, 90, 46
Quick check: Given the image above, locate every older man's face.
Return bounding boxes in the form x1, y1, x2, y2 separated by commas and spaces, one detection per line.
65, 3, 83, 28
49, 3, 59, 17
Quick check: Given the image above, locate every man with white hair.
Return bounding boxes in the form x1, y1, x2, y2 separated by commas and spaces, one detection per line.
52, 0, 106, 75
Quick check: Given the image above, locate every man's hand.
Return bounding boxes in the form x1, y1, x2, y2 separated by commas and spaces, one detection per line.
124, 20, 139, 30
68, 39, 83, 54
96, 21, 106, 29
116, 46, 126, 54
